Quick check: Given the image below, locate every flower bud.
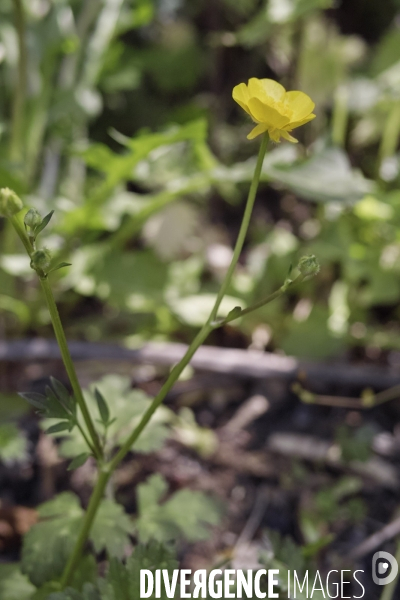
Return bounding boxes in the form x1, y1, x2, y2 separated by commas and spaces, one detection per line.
297, 255, 320, 278
0, 188, 23, 217
24, 208, 42, 229
30, 249, 52, 273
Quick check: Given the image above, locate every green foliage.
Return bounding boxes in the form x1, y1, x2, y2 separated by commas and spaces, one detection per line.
21, 378, 77, 433
20, 491, 136, 589
90, 500, 134, 559
3, 2, 400, 598
0, 422, 28, 463
0, 564, 36, 600
46, 375, 173, 458
267, 148, 375, 204
336, 425, 375, 463
46, 542, 178, 600
135, 474, 222, 543
298, 475, 366, 555
67, 453, 92, 471
94, 388, 110, 428
261, 532, 326, 600
21, 493, 84, 588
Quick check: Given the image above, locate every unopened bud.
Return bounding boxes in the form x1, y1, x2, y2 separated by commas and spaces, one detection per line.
0, 188, 23, 217
24, 208, 42, 229
30, 249, 52, 273
297, 255, 320, 278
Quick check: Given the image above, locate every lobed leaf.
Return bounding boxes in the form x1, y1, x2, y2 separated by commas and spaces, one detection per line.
90, 499, 134, 559
21, 493, 84, 587
136, 474, 222, 544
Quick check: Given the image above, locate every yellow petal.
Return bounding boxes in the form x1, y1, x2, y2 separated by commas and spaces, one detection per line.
232, 83, 252, 116
285, 113, 316, 130
284, 91, 315, 121
248, 97, 290, 128
280, 130, 298, 143
248, 78, 268, 101
257, 78, 286, 102
247, 123, 268, 140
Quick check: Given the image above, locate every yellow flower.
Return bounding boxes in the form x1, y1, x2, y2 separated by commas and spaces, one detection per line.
232, 78, 316, 143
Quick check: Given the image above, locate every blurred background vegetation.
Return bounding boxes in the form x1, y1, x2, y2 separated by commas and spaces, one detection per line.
3, 2, 400, 595
2, 0, 400, 361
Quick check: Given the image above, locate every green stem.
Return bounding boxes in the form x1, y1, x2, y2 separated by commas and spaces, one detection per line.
331, 86, 348, 148
39, 277, 103, 460
378, 104, 400, 179
110, 133, 269, 469
60, 132, 270, 587
8, 214, 103, 460
213, 274, 306, 328
380, 541, 400, 600
9, 213, 32, 254
209, 133, 269, 322
108, 325, 211, 472
10, 0, 27, 163
60, 469, 110, 588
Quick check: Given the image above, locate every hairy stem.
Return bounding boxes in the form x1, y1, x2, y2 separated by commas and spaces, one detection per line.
60, 469, 110, 588
213, 273, 306, 328
10, 0, 27, 163
60, 132, 270, 586
8, 214, 103, 460
39, 277, 103, 460
209, 133, 269, 321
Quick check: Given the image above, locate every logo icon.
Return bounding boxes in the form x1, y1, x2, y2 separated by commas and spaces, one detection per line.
372, 551, 398, 585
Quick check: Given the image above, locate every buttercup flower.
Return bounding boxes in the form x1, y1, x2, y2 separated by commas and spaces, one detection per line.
232, 78, 316, 142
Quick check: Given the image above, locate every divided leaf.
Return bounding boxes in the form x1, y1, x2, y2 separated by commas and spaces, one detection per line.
135, 474, 222, 544
55, 375, 172, 459
47, 543, 178, 600
21, 379, 77, 435
0, 564, 36, 600
21, 493, 84, 588
47, 584, 100, 600
50, 378, 74, 412
100, 542, 178, 600
90, 499, 134, 559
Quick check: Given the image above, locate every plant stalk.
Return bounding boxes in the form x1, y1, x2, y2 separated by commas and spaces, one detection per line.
60, 469, 110, 588
378, 103, 400, 179
59, 132, 270, 586
213, 273, 306, 328
39, 277, 103, 460
8, 214, 103, 460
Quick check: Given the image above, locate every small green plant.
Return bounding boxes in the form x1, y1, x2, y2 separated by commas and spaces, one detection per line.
0, 88, 318, 595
